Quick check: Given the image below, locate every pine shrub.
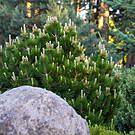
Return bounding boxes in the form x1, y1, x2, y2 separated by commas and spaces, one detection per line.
0, 17, 120, 125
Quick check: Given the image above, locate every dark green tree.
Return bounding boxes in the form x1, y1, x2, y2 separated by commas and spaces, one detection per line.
0, 0, 48, 45
104, 0, 135, 65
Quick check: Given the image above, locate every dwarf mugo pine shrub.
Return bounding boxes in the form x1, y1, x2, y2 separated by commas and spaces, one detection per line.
0, 17, 120, 125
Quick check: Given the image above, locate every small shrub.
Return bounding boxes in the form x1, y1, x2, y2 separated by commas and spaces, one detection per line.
0, 18, 120, 125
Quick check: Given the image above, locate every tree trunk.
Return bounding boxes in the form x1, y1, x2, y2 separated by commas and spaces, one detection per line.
126, 53, 135, 67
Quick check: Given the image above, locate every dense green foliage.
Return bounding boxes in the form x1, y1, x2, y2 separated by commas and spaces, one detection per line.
114, 67, 135, 133
0, 19, 120, 125
120, 67, 135, 106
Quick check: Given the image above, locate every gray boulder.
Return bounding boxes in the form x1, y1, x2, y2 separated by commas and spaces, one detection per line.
0, 86, 90, 135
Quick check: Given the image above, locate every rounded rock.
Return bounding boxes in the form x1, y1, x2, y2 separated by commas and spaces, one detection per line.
0, 86, 90, 135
